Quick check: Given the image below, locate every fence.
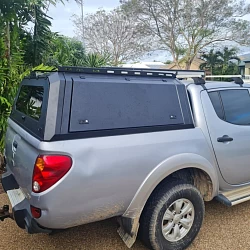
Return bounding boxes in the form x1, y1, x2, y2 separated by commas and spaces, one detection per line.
205, 75, 250, 83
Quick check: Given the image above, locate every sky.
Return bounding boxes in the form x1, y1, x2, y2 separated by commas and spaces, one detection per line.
48, 0, 120, 37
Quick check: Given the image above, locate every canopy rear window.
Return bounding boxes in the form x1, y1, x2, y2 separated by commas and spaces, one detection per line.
16, 85, 44, 121
11, 78, 49, 140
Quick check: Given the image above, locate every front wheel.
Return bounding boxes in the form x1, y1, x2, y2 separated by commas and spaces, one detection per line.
139, 179, 204, 250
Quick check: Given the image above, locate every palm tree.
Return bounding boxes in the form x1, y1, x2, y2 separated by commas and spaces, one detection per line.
81, 53, 110, 67
217, 47, 240, 75
200, 49, 221, 75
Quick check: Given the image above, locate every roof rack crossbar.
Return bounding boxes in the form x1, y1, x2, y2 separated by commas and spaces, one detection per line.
231, 77, 244, 85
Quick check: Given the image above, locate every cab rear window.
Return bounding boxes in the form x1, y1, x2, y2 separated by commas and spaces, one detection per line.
16, 86, 44, 121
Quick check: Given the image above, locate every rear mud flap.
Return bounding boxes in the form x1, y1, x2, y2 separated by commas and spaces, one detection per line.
117, 216, 140, 248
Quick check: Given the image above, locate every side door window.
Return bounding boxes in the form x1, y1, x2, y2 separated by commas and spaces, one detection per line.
208, 91, 224, 120
220, 90, 250, 125
209, 89, 250, 125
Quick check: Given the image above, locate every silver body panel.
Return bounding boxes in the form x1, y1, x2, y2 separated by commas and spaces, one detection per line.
201, 88, 250, 185
5, 118, 217, 229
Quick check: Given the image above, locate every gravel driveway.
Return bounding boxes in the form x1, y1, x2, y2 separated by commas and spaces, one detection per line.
1, 193, 250, 250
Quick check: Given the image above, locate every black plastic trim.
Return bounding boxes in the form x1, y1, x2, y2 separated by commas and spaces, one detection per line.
1, 173, 52, 234
13, 199, 51, 234
50, 124, 195, 141
118, 216, 136, 237
215, 194, 232, 207
1, 172, 19, 192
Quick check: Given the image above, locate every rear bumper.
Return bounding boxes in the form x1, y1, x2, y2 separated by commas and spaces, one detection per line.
1, 171, 51, 234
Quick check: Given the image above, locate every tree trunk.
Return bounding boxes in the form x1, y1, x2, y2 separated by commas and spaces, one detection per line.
185, 61, 192, 70
80, 0, 85, 46
185, 55, 196, 70
172, 56, 181, 69
33, 5, 38, 67
5, 21, 11, 67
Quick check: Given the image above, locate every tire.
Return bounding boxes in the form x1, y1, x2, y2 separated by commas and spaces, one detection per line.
139, 179, 204, 250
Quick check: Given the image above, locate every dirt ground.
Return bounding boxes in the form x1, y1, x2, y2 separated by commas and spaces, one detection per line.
0, 171, 3, 195
1, 191, 250, 250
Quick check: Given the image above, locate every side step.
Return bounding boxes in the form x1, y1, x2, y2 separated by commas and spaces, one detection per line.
216, 185, 250, 207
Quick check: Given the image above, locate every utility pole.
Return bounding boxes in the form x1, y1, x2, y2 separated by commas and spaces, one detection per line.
80, 0, 85, 47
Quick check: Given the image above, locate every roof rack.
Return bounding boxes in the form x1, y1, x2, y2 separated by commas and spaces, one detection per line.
191, 75, 245, 89
172, 70, 205, 79
231, 77, 244, 85
205, 75, 245, 85
192, 77, 206, 85
191, 77, 207, 90
58, 66, 176, 78
57, 66, 205, 79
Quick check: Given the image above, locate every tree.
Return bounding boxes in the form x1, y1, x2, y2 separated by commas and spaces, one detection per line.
73, 8, 150, 65
200, 49, 221, 75
31, 1, 53, 66
44, 35, 85, 67
200, 47, 240, 75
81, 53, 110, 67
120, 0, 250, 69
0, 0, 67, 151
217, 47, 240, 75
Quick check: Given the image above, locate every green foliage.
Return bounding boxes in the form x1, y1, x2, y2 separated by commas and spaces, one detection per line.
0, 96, 11, 151
200, 47, 240, 76
81, 53, 110, 68
32, 3, 53, 66
0, 53, 28, 152
45, 35, 85, 67
165, 60, 173, 65
33, 63, 57, 71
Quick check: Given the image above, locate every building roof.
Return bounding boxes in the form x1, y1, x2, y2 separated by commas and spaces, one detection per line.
161, 57, 205, 70
121, 62, 165, 69
239, 53, 250, 61
239, 53, 250, 66
120, 63, 150, 68
143, 62, 165, 69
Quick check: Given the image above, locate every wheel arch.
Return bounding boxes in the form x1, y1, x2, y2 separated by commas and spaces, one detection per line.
118, 153, 219, 248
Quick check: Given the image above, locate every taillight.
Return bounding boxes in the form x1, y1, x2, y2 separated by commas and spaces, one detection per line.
30, 205, 41, 218
32, 155, 72, 193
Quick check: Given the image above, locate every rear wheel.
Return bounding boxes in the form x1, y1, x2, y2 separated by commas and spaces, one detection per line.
139, 179, 204, 250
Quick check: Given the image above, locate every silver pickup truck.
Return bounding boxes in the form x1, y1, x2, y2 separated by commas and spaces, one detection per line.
1, 67, 249, 250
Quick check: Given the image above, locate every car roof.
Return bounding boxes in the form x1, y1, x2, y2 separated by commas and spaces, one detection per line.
181, 79, 250, 90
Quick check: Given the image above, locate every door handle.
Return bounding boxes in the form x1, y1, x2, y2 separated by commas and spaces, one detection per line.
217, 135, 233, 143
13, 141, 18, 149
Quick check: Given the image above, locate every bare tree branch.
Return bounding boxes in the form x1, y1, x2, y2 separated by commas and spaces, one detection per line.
120, 0, 250, 69
72, 8, 151, 65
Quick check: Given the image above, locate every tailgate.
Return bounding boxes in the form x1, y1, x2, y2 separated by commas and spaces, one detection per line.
5, 122, 41, 194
